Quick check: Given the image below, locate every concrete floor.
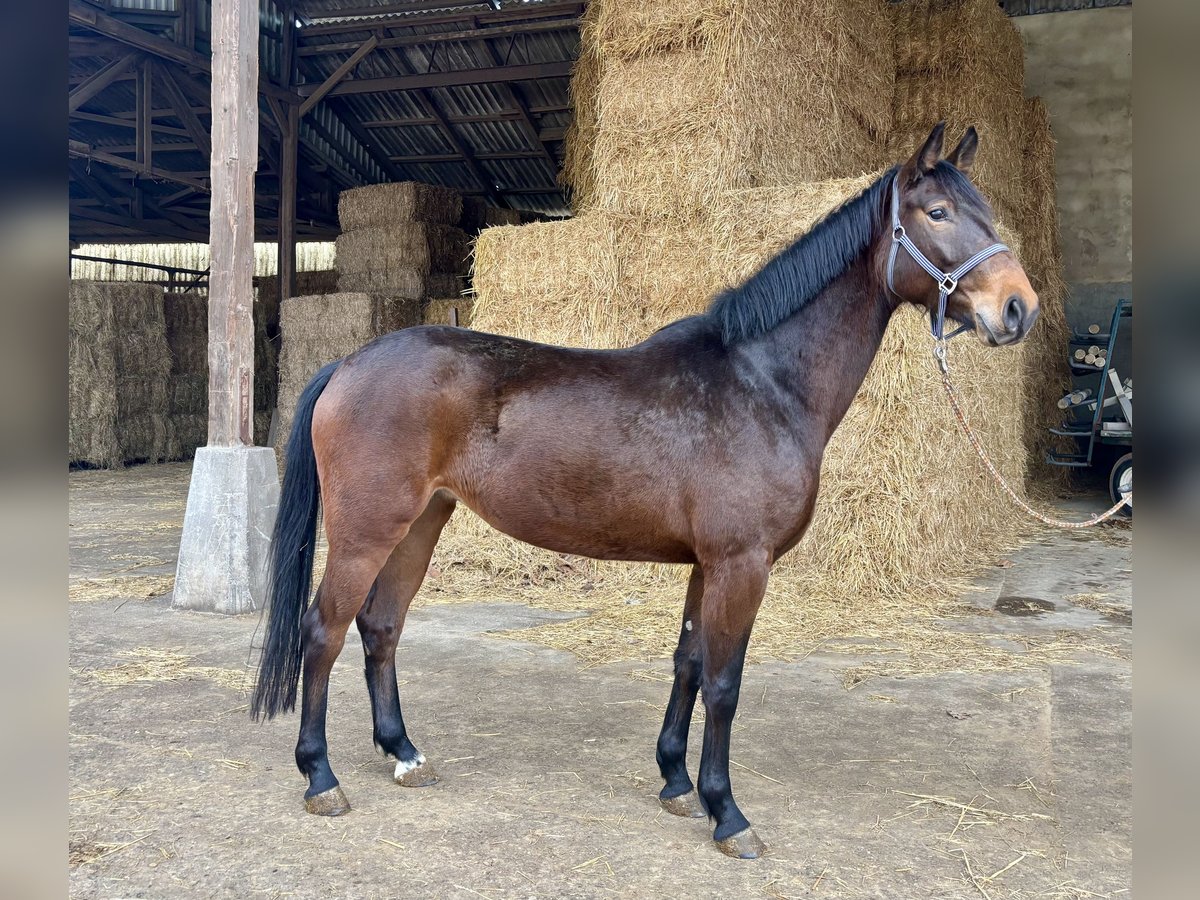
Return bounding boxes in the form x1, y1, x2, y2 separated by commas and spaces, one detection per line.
69, 464, 1131, 899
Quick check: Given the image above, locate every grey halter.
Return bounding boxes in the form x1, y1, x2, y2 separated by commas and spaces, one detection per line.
886, 174, 1011, 341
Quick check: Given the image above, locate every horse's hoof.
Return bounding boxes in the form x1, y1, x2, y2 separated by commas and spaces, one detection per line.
715, 828, 766, 859
304, 785, 350, 816
660, 790, 706, 818
394, 757, 439, 788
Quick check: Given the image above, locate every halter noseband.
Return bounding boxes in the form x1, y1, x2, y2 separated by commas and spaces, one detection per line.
886, 174, 1011, 341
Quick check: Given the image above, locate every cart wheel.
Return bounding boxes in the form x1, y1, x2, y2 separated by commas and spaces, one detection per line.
1109, 452, 1132, 517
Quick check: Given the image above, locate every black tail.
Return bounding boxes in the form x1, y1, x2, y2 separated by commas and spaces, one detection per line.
251, 361, 340, 720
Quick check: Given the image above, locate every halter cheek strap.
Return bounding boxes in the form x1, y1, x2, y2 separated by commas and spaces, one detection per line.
886, 174, 1011, 341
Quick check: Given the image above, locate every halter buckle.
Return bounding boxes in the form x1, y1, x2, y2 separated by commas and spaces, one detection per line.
892, 224, 906, 240
940, 275, 958, 295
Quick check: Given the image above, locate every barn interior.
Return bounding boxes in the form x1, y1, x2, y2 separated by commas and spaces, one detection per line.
68, 2, 1133, 896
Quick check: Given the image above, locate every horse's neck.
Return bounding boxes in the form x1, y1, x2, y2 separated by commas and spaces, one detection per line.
750, 259, 895, 441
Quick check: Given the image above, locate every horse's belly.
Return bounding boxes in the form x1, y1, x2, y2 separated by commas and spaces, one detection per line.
461, 498, 696, 565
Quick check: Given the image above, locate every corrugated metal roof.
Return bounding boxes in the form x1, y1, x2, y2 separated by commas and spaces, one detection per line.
69, 0, 584, 241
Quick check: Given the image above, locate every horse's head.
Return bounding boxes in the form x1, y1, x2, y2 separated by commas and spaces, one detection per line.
886, 123, 1039, 346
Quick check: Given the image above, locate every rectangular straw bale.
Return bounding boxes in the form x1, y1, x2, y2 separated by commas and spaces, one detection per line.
69, 280, 119, 467
890, 73, 1025, 223
68, 280, 172, 467
560, 1, 604, 212
1018, 97, 1071, 483
164, 291, 208, 374
275, 293, 422, 468
423, 297, 475, 327
336, 268, 463, 299
584, 1, 894, 219
459, 196, 523, 232
471, 216, 630, 347
892, 0, 1025, 80
335, 223, 470, 277
887, 0, 1025, 222
337, 181, 462, 231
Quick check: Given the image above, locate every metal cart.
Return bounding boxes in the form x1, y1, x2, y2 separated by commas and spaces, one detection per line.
1047, 298, 1132, 513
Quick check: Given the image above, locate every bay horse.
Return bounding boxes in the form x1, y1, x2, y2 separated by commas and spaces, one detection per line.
251, 124, 1038, 858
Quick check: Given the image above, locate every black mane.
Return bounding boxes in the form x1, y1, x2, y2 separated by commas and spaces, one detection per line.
707, 167, 898, 345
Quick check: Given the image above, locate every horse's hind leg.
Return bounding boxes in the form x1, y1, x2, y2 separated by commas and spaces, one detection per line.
296, 509, 422, 815
656, 567, 706, 818
696, 550, 771, 859
357, 490, 456, 787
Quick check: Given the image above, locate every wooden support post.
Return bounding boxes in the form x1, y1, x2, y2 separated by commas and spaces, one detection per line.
175, 0, 279, 615
207, 0, 258, 447
278, 103, 298, 308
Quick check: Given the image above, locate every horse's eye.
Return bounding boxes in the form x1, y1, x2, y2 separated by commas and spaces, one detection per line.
928, 207, 948, 221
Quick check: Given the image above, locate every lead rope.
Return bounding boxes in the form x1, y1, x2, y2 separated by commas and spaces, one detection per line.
933, 340, 1131, 528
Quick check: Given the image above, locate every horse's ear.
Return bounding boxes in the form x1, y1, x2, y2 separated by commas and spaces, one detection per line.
946, 126, 979, 175
903, 122, 945, 183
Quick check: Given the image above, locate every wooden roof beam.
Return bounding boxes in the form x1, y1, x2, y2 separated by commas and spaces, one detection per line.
297, 1, 584, 38
298, 34, 379, 117
297, 18, 581, 56
156, 61, 211, 158
295, 61, 573, 98
69, 52, 143, 113
69, 0, 296, 103
69, 139, 210, 192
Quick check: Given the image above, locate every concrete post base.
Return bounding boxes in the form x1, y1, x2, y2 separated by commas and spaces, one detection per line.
174, 446, 280, 614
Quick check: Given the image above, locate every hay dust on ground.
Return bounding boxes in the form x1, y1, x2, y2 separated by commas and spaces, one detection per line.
76, 647, 252, 694
69, 575, 176, 604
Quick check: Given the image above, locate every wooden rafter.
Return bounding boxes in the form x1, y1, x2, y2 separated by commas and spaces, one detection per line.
297, 18, 582, 57
69, 140, 210, 192
298, 34, 379, 117
68, 52, 143, 113
156, 61, 212, 158
294, 61, 573, 99
380, 45, 503, 207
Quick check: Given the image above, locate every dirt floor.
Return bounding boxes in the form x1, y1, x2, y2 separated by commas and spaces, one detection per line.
69, 463, 1131, 899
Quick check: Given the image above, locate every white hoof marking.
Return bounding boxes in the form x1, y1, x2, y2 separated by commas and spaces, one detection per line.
393, 754, 426, 779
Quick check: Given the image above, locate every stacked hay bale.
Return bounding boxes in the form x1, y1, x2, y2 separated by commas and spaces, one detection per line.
458, 197, 522, 234
422, 297, 474, 327
256, 269, 339, 337
160, 288, 284, 459
162, 291, 208, 459
570, 0, 894, 220
889, 0, 1025, 223
335, 182, 469, 301
1017, 97, 1072, 479
275, 293, 422, 466
450, 0, 1048, 633
68, 281, 171, 467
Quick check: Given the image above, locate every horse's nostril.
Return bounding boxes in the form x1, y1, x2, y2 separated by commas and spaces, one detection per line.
1003, 295, 1025, 332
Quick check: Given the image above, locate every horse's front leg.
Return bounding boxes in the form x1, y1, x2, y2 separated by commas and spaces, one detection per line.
697, 550, 770, 858
656, 567, 705, 817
